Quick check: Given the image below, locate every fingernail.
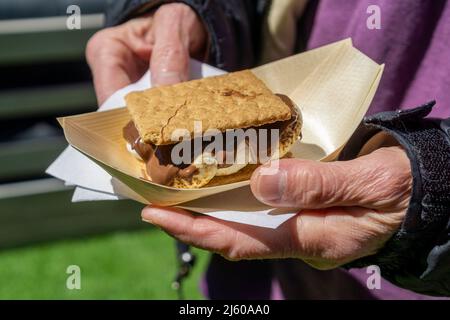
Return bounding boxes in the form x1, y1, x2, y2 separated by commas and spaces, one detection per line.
141, 207, 156, 224
253, 168, 288, 203
142, 207, 167, 223
142, 218, 153, 224
152, 71, 185, 86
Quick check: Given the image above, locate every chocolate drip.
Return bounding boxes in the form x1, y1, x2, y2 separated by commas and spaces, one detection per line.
123, 123, 198, 185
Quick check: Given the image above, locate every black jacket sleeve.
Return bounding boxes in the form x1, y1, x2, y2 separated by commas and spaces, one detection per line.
340, 102, 450, 297
104, 0, 267, 71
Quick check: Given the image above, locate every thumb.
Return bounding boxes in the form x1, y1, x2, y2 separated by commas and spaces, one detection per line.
250, 147, 412, 210
150, 8, 189, 86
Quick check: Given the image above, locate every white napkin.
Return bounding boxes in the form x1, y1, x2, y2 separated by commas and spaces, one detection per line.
46, 60, 298, 229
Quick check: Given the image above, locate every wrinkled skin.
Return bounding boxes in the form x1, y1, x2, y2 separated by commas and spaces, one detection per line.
86, 5, 412, 270
86, 3, 206, 104
142, 147, 412, 269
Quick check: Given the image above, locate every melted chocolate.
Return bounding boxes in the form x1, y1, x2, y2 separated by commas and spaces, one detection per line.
123, 123, 198, 185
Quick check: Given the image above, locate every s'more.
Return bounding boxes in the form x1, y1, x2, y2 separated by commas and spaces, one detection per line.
122, 70, 302, 189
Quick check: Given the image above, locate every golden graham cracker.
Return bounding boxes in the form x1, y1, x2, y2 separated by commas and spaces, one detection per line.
125, 70, 293, 145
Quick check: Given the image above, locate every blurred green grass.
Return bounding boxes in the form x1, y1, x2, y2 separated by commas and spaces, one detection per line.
0, 229, 209, 299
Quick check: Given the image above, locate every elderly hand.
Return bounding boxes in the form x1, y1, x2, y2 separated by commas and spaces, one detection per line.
86, 3, 206, 104
142, 146, 412, 269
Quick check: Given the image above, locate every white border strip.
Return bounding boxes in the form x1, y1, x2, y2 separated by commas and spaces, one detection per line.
0, 14, 104, 34
0, 178, 70, 199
